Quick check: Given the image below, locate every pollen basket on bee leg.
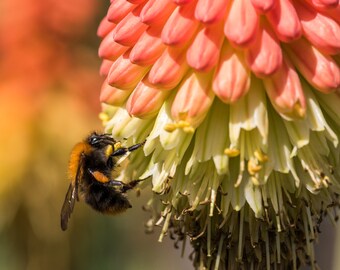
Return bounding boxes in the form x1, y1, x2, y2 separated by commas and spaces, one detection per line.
89, 169, 110, 183
114, 142, 122, 150
105, 144, 114, 157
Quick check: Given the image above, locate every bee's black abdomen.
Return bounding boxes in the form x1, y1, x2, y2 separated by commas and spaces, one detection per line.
85, 183, 132, 214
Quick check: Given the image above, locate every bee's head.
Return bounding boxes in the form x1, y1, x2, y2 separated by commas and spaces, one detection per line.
87, 132, 115, 149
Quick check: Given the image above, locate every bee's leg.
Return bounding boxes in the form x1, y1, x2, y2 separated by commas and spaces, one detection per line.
106, 180, 124, 187
121, 180, 141, 192
89, 169, 125, 188
88, 169, 111, 184
111, 141, 145, 157
120, 178, 148, 193
104, 179, 135, 191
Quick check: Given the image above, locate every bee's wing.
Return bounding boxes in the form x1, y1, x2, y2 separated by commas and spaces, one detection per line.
60, 153, 84, 231
60, 183, 77, 231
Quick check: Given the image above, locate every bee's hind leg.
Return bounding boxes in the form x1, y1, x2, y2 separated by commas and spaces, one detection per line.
121, 178, 148, 193
106, 179, 124, 187
106, 179, 142, 192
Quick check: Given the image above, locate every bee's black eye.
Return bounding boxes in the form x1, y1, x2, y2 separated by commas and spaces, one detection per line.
90, 137, 98, 145
87, 133, 114, 148
88, 134, 100, 146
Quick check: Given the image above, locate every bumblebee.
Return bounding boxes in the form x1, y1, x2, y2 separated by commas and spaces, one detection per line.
60, 132, 145, 231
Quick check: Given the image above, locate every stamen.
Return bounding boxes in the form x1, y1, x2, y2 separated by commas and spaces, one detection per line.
237, 210, 244, 262
183, 126, 195, 133
200, 247, 204, 269
210, 188, 216, 216
306, 206, 315, 241
275, 175, 283, 232
164, 123, 177, 132
302, 209, 311, 257
326, 208, 337, 226
224, 148, 240, 157
158, 210, 172, 242
181, 233, 186, 258
276, 232, 281, 264
99, 112, 110, 124
207, 216, 212, 257
210, 174, 219, 216
214, 233, 226, 270
265, 229, 270, 270
164, 121, 195, 133
254, 149, 268, 162
247, 159, 262, 175
251, 176, 261, 186
292, 238, 297, 270
293, 102, 305, 118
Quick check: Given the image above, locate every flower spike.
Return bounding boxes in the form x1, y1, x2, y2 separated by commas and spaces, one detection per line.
98, 0, 340, 268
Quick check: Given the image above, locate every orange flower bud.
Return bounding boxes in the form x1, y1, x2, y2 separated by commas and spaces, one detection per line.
130, 27, 166, 66
286, 38, 340, 93
250, 0, 275, 13
321, 4, 340, 24
140, 0, 176, 26
173, 0, 193, 4
107, 0, 135, 24
263, 58, 306, 119
97, 16, 115, 38
212, 43, 250, 103
186, 21, 224, 72
128, 0, 146, 4
126, 80, 171, 118
224, 0, 259, 47
161, 1, 200, 46
295, 0, 340, 55
113, 6, 148, 47
266, 0, 302, 42
100, 80, 132, 106
195, 0, 229, 24
107, 50, 149, 90
245, 22, 283, 76
148, 47, 189, 89
99, 60, 114, 76
98, 28, 129, 61
305, 0, 339, 10
171, 72, 215, 128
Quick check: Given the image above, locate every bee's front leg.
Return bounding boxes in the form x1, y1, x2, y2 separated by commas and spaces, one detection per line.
111, 141, 146, 157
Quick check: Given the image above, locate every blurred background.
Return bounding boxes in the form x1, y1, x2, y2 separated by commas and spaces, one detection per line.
0, 0, 338, 269
0, 0, 192, 269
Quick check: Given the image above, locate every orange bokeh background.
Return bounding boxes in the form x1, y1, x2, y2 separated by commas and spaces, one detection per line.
0, 1, 192, 269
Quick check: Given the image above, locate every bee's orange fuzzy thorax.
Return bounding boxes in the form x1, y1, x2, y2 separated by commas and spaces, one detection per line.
68, 142, 91, 184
